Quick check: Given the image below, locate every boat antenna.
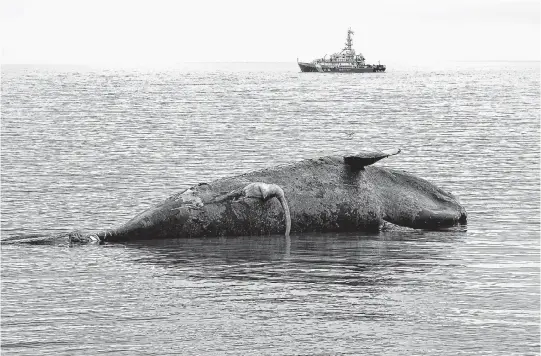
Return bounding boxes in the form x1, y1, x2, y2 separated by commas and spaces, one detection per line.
344, 28, 354, 51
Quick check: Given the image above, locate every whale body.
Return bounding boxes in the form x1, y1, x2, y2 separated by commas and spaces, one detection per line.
66, 150, 467, 244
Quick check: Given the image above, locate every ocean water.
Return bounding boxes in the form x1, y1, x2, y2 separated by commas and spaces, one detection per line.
1, 62, 539, 355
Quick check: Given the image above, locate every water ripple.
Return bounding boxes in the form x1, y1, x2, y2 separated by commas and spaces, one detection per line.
1, 63, 539, 355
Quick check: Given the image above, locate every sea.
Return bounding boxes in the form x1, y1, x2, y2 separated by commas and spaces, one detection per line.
1, 62, 539, 355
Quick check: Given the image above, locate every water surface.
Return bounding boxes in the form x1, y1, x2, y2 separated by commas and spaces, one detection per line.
1, 62, 539, 355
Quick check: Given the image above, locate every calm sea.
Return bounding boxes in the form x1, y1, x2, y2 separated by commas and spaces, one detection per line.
1, 62, 539, 355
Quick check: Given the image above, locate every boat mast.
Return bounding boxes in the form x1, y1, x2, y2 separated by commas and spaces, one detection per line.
344, 28, 354, 51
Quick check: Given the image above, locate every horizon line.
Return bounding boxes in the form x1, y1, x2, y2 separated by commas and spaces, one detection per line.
2, 59, 540, 66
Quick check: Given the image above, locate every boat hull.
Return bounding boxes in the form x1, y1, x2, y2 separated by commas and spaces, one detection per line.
298, 62, 319, 72
298, 62, 386, 73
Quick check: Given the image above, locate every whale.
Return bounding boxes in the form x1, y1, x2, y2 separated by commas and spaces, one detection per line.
62, 148, 467, 245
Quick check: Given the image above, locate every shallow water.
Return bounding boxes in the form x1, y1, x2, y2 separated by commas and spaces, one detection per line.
1, 62, 539, 355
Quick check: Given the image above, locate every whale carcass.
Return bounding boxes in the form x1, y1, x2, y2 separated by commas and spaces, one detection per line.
67, 148, 467, 244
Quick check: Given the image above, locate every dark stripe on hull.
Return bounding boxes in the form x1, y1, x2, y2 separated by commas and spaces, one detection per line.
326, 67, 385, 73
298, 62, 386, 73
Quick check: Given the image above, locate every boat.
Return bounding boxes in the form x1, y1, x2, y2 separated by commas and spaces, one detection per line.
297, 28, 386, 73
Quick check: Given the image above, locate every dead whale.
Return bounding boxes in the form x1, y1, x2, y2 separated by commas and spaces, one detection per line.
65, 148, 467, 244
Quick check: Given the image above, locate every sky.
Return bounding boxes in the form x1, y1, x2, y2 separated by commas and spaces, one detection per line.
1, 0, 539, 66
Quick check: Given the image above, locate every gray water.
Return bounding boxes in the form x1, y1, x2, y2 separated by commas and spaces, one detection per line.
1, 62, 539, 355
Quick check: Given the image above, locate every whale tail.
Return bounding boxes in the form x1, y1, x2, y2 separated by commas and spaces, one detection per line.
64, 230, 121, 244
68, 231, 101, 244
0, 233, 64, 245
0, 231, 103, 245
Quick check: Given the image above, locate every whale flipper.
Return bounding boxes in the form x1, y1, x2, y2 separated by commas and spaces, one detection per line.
344, 148, 401, 168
